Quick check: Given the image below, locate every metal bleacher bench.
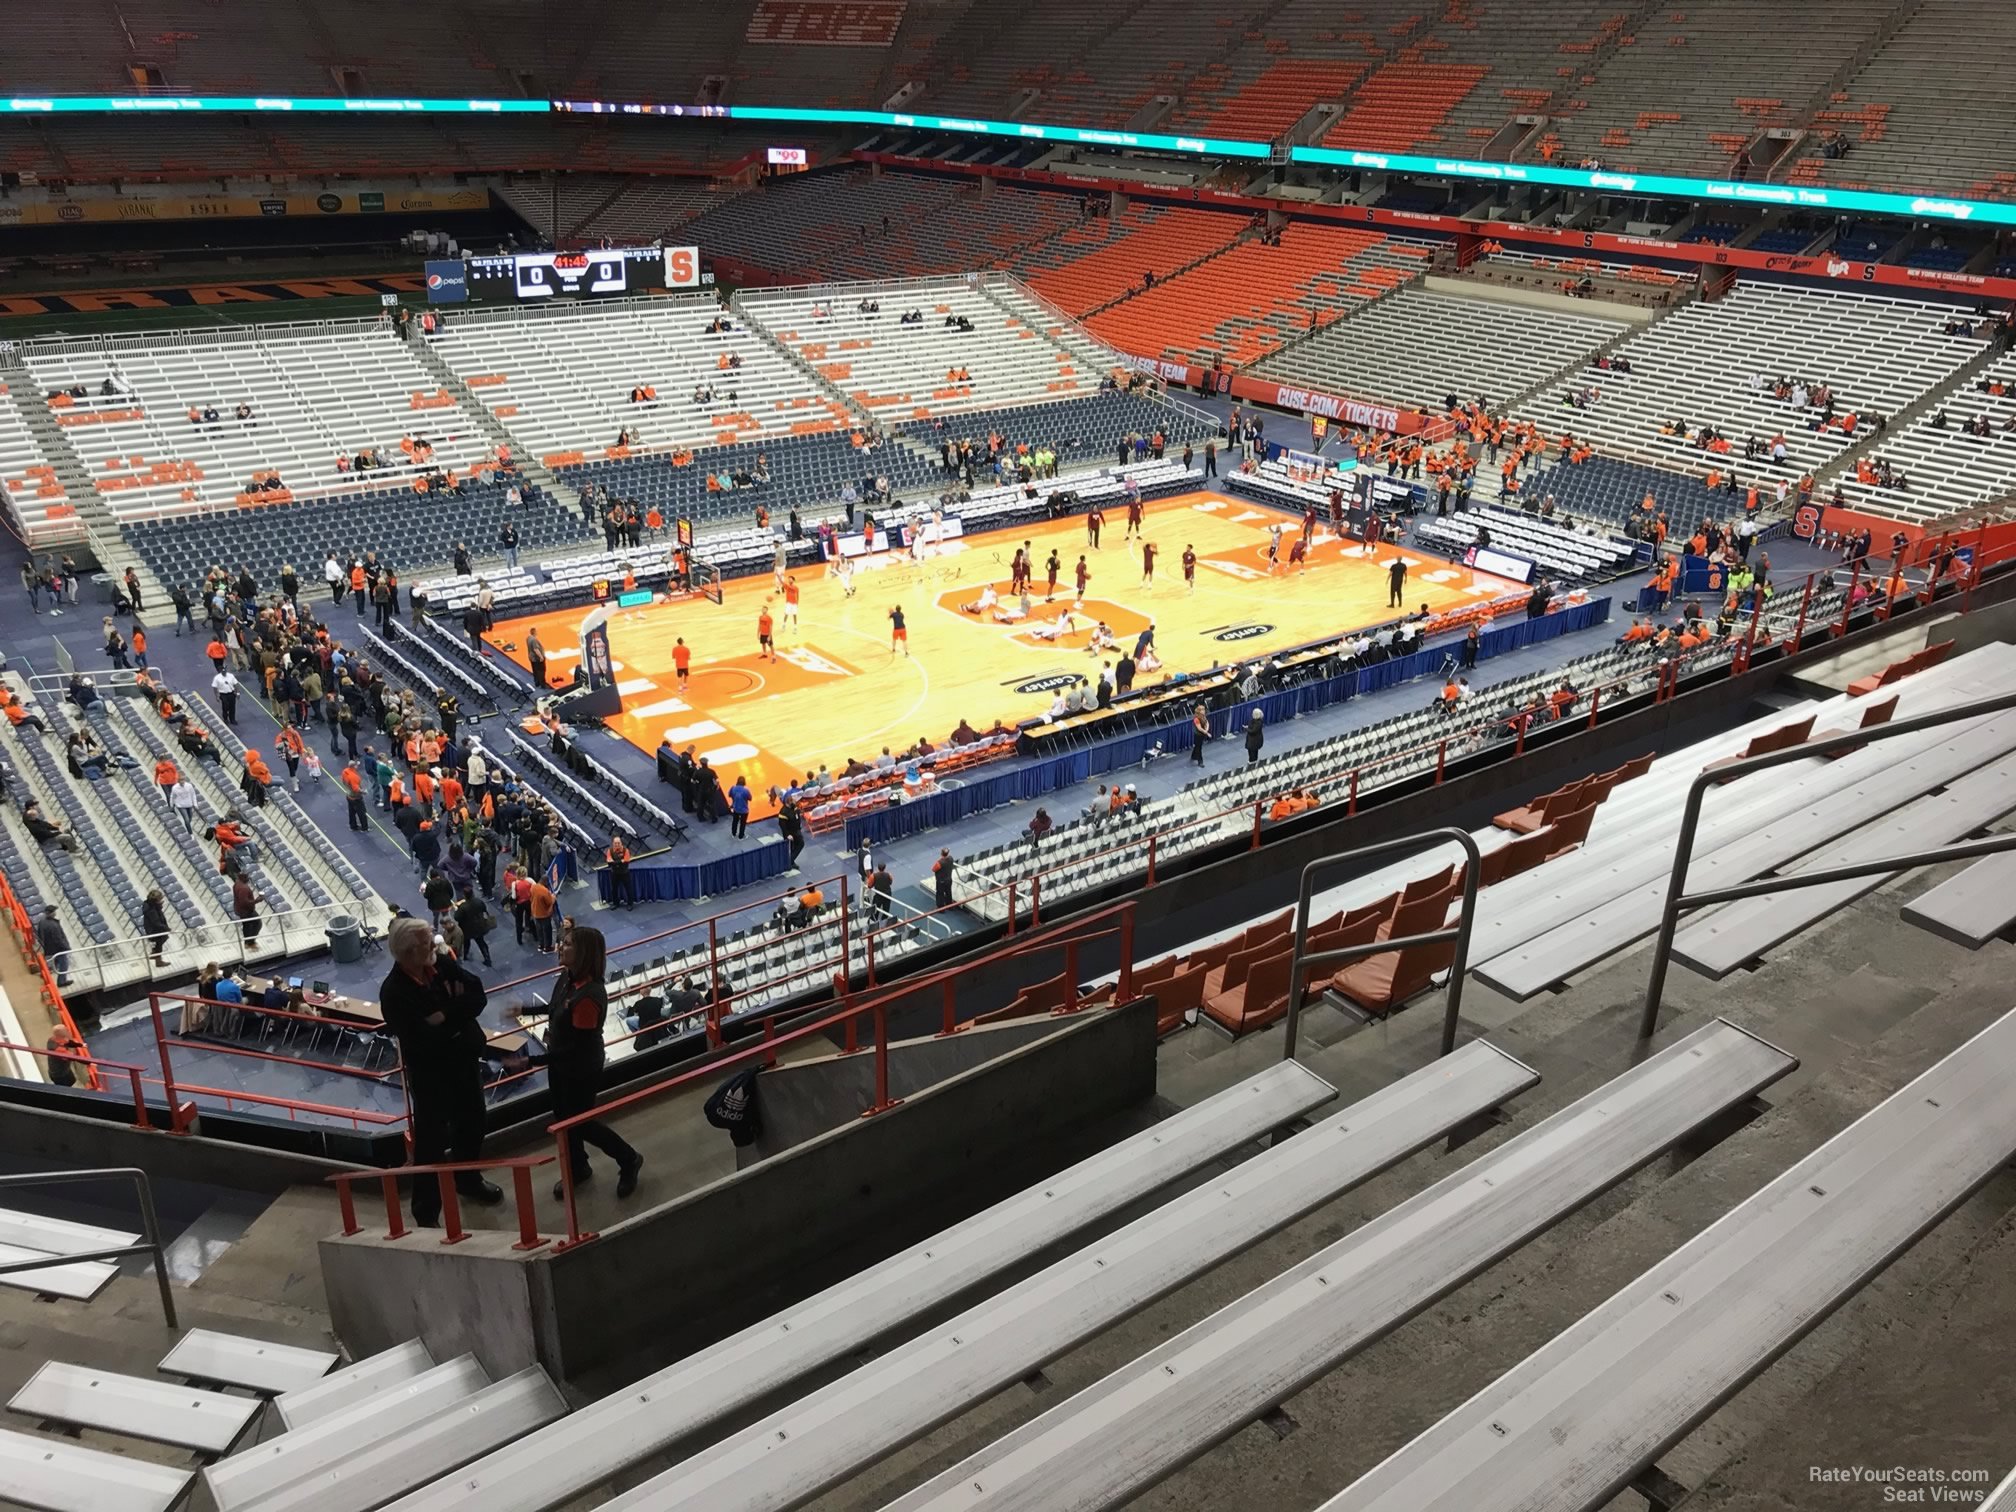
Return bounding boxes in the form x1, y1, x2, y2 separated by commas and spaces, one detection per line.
158, 1329, 337, 1395
0, 1426, 194, 1512
591, 1042, 1540, 1512
8, 1362, 261, 1455
0, 1206, 140, 1302
876, 1018, 1796, 1512
1321, 1005, 2016, 1512
273, 1339, 435, 1431
1901, 849, 2016, 950
384, 1060, 1340, 1512
204, 1354, 489, 1512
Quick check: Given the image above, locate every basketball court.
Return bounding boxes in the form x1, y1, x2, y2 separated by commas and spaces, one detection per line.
481, 491, 1520, 816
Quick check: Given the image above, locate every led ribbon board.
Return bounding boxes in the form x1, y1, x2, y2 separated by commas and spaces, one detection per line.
1290, 144, 2016, 228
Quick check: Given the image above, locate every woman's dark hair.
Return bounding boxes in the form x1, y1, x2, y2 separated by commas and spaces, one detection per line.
569, 924, 607, 983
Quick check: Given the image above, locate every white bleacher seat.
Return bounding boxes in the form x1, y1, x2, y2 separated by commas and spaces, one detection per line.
0, 1427, 193, 1512
433, 295, 835, 466
382, 1061, 1342, 1512
589, 1042, 1539, 1512
1835, 349, 2016, 526
1511, 284, 1980, 490
1899, 847, 2016, 950
204, 1355, 488, 1512
1319, 1005, 2016, 1512
874, 1019, 1797, 1512
738, 279, 1095, 422
1670, 752, 2016, 977
157, 1329, 338, 1395
1253, 287, 1629, 414
8, 1363, 260, 1455
26, 326, 493, 522
0, 1207, 138, 1302
274, 1340, 435, 1431
237, 1367, 565, 1512
1476, 655, 2016, 1000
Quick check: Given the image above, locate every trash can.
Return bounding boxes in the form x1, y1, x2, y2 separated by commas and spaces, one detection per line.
326, 914, 363, 965
92, 572, 117, 606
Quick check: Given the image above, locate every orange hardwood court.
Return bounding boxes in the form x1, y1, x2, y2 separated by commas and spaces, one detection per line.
480, 491, 1521, 812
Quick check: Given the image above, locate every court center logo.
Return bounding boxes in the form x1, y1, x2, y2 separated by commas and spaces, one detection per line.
1212, 622, 1275, 643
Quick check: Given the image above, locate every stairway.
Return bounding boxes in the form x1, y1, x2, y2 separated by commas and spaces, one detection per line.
0, 362, 146, 595
403, 333, 585, 548
724, 291, 880, 434
1812, 336, 2009, 487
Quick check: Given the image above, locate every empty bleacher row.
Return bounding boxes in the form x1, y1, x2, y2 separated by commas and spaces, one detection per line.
1016, 204, 1246, 320
737, 278, 1099, 419
1253, 286, 1631, 414
432, 293, 831, 464
24, 324, 498, 522
1804, 0, 2016, 200
1515, 453, 1736, 537
1511, 283, 1982, 491
675, 167, 974, 281
1413, 502, 1638, 581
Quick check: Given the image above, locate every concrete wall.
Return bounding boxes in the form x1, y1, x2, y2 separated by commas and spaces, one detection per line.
0, 1097, 352, 1193
317, 997, 1159, 1390
321, 1232, 544, 1380
740, 1014, 1090, 1165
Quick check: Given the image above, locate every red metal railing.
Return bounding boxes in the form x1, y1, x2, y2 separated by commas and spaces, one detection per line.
546, 901, 1140, 1248
329, 1154, 554, 1249
0, 870, 102, 1092
0, 1040, 148, 1127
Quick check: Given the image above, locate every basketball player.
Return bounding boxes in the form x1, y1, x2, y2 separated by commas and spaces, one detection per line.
1086, 504, 1103, 550
1267, 524, 1283, 574
1362, 511, 1383, 557
1009, 545, 1026, 594
1074, 555, 1090, 605
781, 575, 800, 633
1288, 535, 1309, 574
833, 553, 856, 598
1141, 541, 1157, 587
1045, 549, 1061, 601
757, 604, 776, 662
1125, 491, 1144, 540
1301, 503, 1317, 543
773, 539, 788, 593
673, 636, 691, 689
1182, 545, 1197, 593
888, 604, 908, 657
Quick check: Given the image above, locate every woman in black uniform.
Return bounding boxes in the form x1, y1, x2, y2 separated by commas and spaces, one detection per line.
543, 925, 644, 1201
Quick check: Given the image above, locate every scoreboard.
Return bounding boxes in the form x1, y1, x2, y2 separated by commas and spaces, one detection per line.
462, 245, 701, 303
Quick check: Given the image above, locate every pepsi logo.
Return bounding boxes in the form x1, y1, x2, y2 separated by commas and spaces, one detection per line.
427, 273, 444, 289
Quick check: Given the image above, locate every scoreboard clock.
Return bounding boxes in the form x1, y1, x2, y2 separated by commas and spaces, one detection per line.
462, 245, 701, 303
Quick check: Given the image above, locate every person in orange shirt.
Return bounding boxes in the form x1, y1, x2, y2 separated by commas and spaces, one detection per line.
348, 561, 367, 614
340, 759, 368, 832
241, 750, 273, 808
781, 576, 801, 634
528, 876, 558, 953
672, 636, 692, 689
273, 724, 305, 791
387, 772, 408, 810
153, 755, 179, 800
414, 767, 436, 807
440, 772, 463, 812
757, 605, 776, 663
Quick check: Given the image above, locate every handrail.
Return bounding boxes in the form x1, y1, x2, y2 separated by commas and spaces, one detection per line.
1639, 686, 2016, 1039
1282, 827, 1483, 1064
328, 1154, 554, 1249
546, 900, 1140, 1248
0, 1168, 177, 1326
0, 1040, 148, 1127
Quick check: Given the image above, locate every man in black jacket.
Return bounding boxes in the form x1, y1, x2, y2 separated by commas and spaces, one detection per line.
379, 917, 500, 1225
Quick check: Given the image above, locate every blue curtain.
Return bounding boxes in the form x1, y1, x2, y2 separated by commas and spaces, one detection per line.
615, 837, 793, 903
